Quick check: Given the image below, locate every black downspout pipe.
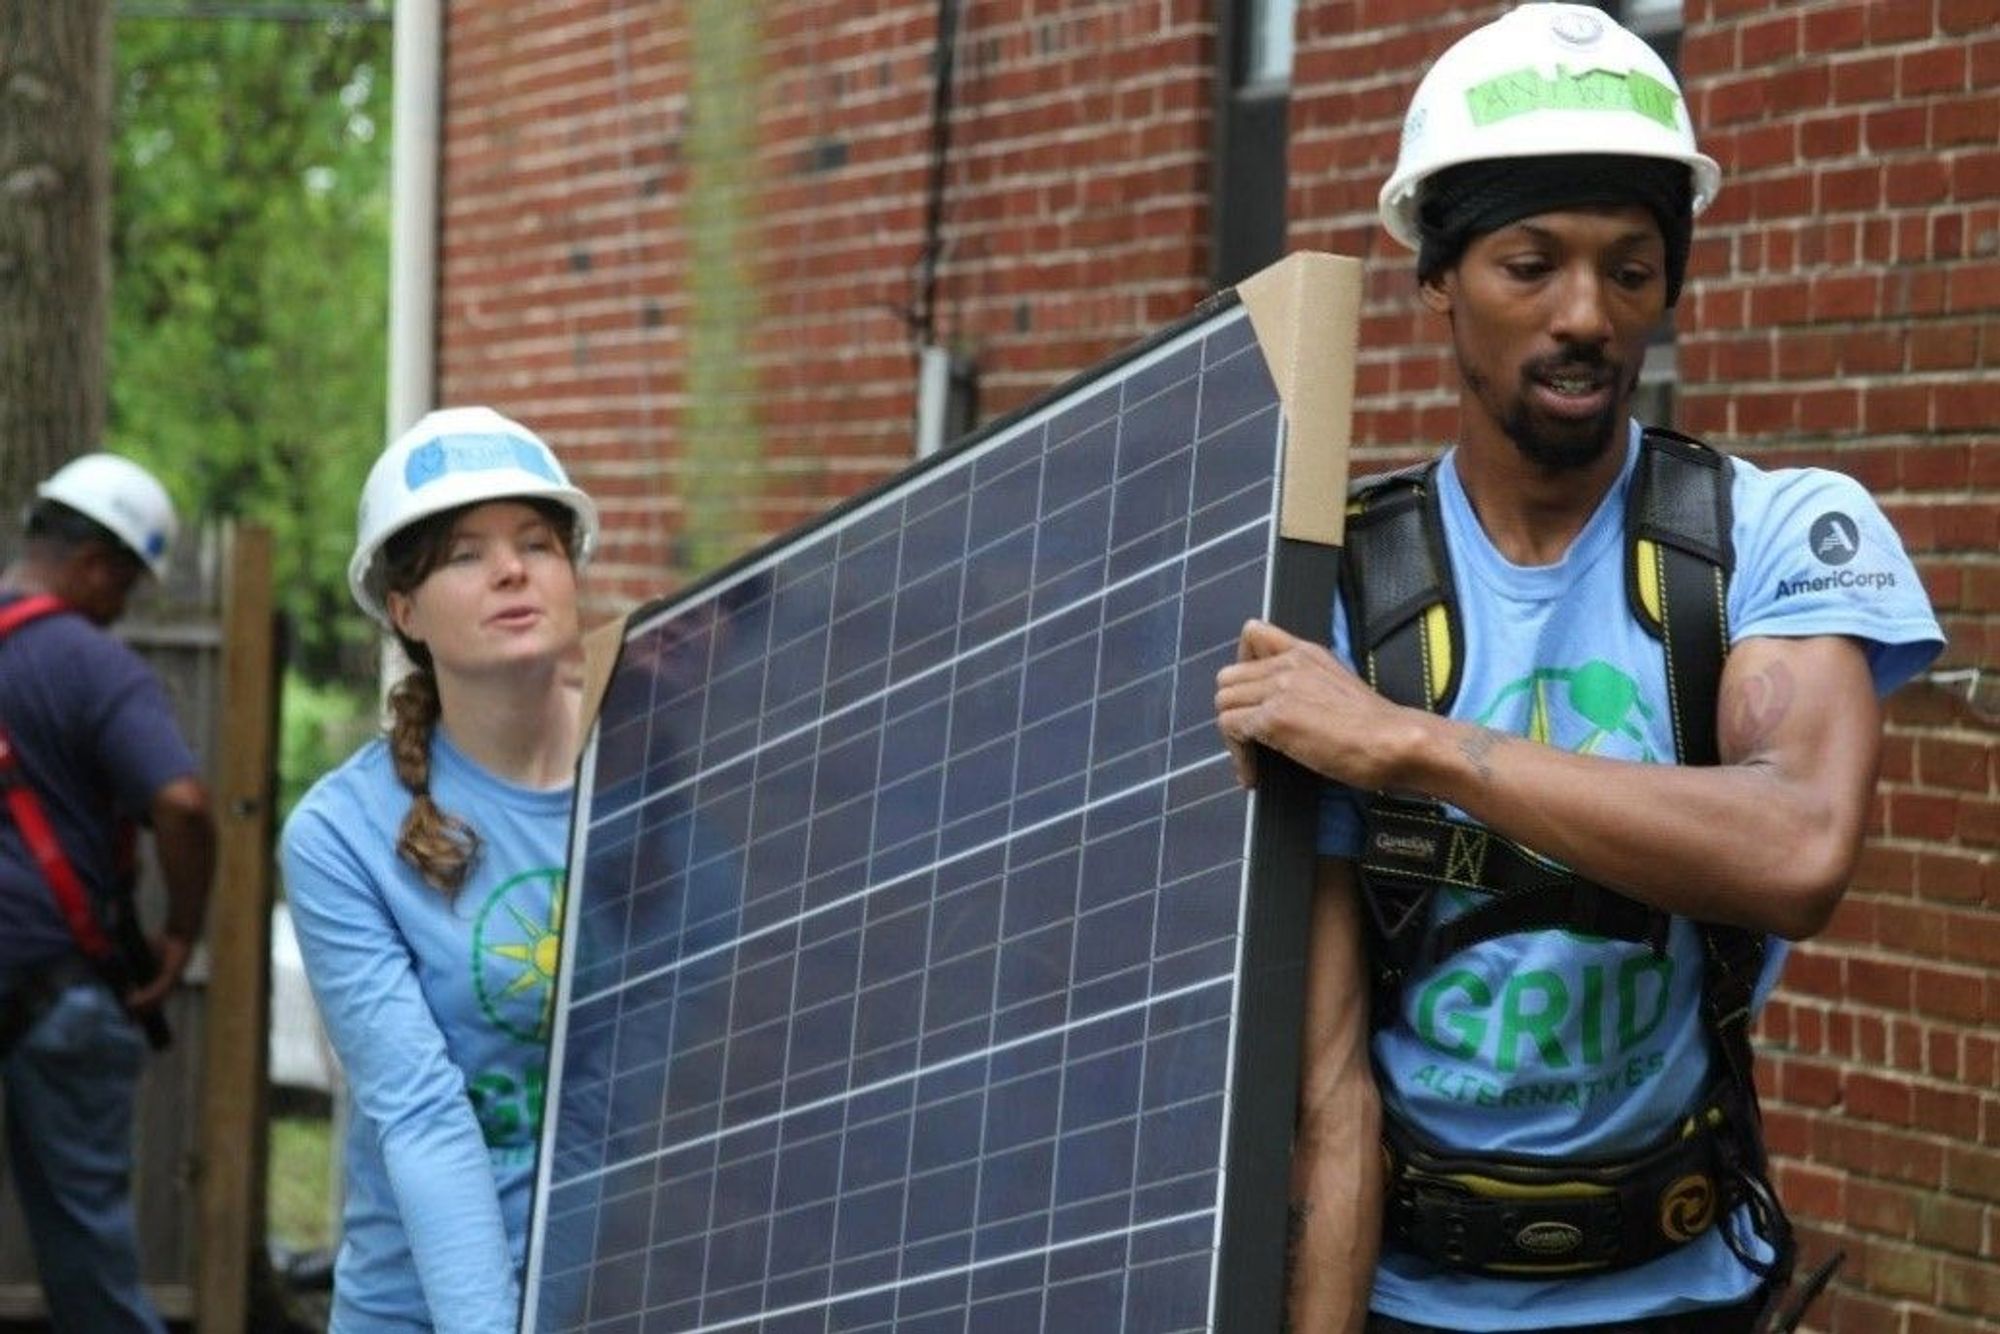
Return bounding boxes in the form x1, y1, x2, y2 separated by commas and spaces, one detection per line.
913, 0, 961, 344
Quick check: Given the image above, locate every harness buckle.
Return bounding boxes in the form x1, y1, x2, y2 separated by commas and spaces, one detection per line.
1395, 1176, 1625, 1274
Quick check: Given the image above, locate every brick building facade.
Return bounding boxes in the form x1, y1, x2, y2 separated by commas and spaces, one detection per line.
432, 2, 1996, 1328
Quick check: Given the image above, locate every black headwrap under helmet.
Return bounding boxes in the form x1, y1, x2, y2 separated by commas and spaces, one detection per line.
1415, 152, 1695, 306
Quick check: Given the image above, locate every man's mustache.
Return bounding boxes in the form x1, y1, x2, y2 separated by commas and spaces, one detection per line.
1521, 346, 1618, 383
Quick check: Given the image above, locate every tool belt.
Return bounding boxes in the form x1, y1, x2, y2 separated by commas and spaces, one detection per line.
1383, 1087, 1742, 1278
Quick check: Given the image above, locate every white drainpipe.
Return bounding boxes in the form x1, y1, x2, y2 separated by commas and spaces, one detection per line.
915, 344, 953, 458
357, 4, 444, 1221
387, 0, 442, 438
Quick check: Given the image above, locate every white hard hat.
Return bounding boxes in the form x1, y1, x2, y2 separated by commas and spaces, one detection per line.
36, 452, 178, 578
347, 406, 599, 626
1378, 3, 1722, 250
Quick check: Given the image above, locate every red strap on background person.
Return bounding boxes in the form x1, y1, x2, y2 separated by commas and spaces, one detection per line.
0, 594, 116, 960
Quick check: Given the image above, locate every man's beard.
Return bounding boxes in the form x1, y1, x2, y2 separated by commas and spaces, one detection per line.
1470, 347, 1637, 473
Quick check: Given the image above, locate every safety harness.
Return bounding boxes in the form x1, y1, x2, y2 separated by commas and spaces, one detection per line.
0, 594, 169, 1056
1341, 429, 1806, 1296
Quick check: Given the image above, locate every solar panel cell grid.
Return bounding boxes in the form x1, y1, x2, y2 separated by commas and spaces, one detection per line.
527, 275, 1350, 1330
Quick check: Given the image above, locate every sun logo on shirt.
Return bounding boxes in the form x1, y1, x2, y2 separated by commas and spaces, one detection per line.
472, 867, 565, 1043
1476, 659, 1659, 760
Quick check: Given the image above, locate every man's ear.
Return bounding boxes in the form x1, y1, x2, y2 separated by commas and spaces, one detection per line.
80, 542, 142, 593
1420, 270, 1454, 315
41, 546, 96, 605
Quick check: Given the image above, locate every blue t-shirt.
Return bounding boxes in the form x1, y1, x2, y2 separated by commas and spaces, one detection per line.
282, 729, 571, 1334
1319, 426, 1943, 1328
0, 595, 200, 970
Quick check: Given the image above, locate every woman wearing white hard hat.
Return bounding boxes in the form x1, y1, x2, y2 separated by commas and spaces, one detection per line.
281, 407, 598, 1332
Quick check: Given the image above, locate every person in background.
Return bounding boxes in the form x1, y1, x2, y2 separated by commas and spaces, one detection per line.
1215, 5, 1943, 1331
282, 407, 597, 1332
0, 452, 214, 1332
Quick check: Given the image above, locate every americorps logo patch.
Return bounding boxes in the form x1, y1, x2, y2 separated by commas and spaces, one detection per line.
1778, 512, 1897, 599
1809, 512, 1861, 566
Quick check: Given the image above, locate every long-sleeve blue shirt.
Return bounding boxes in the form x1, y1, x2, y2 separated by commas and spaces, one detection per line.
282, 729, 570, 1333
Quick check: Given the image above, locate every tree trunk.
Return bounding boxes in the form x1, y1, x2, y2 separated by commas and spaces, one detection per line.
0, 1, 112, 519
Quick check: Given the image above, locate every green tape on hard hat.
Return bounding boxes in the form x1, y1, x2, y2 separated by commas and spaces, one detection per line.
1465, 66, 1681, 131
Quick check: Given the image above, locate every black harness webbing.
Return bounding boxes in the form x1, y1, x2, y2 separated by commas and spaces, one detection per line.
1626, 426, 1733, 775
1343, 430, 1805, 1304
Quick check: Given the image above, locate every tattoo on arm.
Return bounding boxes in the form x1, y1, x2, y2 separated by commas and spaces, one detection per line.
1457, 726, 1508, 785
1282, 1199, 1312, 1333
1724, 660, 1798, 758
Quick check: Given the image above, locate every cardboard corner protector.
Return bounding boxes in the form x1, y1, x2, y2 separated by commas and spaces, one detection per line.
577, 613, 631, 740
1236, 251, 1363, 549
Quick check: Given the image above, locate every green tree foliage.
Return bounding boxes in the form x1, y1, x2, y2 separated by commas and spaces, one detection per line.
108, 13, 390, 680
277, 666, 375, 824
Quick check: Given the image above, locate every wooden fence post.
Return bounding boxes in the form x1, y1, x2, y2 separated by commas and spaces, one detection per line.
194, 524, 280, 1333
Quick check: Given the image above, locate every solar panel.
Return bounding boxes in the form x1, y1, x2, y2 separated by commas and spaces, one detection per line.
525, 253, 1360, 1333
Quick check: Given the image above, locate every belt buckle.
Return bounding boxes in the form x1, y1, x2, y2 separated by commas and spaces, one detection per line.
1500, 1194, 1621, 1270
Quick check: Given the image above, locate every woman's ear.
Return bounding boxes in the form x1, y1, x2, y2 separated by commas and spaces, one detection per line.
386, 589, 421, 643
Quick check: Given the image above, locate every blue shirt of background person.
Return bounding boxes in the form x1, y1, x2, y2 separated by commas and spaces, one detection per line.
0, 599, 197, 970
0, 452, 215, 1334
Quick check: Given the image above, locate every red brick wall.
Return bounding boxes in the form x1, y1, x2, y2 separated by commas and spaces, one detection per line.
436, 1, 693, 599
1288, 3, 1998, 1330
757, 0, 1216, 534
1675, 4, 1998, 1331
1288, 0, 1472, 472
437, 0, 1216, 611
438, 1, 1995, 1328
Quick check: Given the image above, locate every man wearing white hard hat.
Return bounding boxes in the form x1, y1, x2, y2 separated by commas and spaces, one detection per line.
1216, 6, 1941, 1331
0, 452, 214, 1332
282, 407, 597, 1332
